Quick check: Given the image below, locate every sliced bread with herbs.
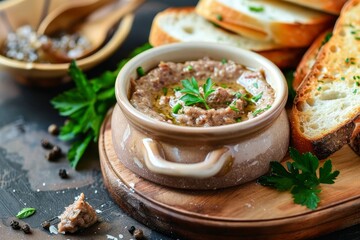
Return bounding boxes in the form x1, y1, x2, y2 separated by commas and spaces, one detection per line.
290, 0, 360, 159
149, 7, 305, 68
281, 0, 348, 15
196, 0, 336, 47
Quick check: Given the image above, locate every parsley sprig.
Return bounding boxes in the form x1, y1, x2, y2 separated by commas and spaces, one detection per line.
258, 148, 340, 210
51, 43, 152, 168
175, 77, 215, 111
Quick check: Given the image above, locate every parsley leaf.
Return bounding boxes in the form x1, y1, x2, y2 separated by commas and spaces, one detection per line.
177, 77, 215, 110
16, 207, 36, 219
258, 148, 340, 210
51, 43, 152, 168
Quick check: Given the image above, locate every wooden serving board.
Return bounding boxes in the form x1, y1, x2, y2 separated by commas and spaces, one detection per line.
99, 111, 360, 240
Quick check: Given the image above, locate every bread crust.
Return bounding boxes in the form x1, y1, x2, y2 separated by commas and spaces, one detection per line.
149, 7, 305, 68
282, 0, 348, 15
149, 7, 193, 47
293, 29, 333, 90
196, 0, 336, 47
291, 0, 360, 159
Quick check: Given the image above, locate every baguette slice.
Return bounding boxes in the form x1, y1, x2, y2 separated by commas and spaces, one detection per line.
196, 0, 336, 47
293, 29, 333, 90
281, 0, 348, 15
290, 0, 360, 159
149, 7, 305, 68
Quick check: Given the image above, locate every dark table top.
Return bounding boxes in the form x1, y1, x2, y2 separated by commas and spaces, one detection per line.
1, 0, 360, 239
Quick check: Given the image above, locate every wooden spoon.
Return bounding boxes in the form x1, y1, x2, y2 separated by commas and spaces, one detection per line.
39, 0, 144, 63
37, 0, 115, 36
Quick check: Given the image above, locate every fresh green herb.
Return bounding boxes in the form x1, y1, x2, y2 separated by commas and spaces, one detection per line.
251, 92, 263, 102
252, 105, 271, 116
162, 87, 168, 96
317, 87, 322, 91
186, 65, 194, 71
249, 5, 264, 12
229, 105, 239, 112
345, 57, 356, 64
16, 208, 36, 219
236, 117, 242, 122
341, 77, 345, 81
178, 77, 215, 110
283, 69, 296, 103
221, 58, 228, 64
216, 14, 223, 21
173, 86, 181, 91
354, 89, 358, 94
220, 84, 228, 88
172, 103, 182, 114
136, 66, 145, 77
355, 37, 360, 41
258, 148, 340, 210
320, 32, 332, 47
51, 43, 152, 168
253, 82, 259, 89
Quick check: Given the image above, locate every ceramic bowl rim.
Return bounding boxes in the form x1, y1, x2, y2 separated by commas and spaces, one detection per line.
115, 42, 288, 137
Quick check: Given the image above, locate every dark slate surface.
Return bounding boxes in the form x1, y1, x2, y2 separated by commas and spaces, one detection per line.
0, 0, 359, 239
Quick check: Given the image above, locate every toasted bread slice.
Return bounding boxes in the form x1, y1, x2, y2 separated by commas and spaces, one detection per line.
196, 0, 336, 47
281, 0, 348, 15
149, 7, 305, 68
293, 29, 333, 90
290, 0, 360, 159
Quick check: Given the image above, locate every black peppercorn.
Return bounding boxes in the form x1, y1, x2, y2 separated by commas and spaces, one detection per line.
134, 228, 144, 239
59, 169, 68, 179
128, 225, 136, 234
52, 145, 62, 156
41, 220, 50, 229
45, 146, 62, 161
48, 124, 59, 135
45, 151, 57, 161
41, 139, 53, 149
22, 224, 31, 234
10, 220, 20, 230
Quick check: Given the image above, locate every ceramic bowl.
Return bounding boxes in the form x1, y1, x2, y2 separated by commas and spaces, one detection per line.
113, 42, 290, 190
0, 0, 134, 87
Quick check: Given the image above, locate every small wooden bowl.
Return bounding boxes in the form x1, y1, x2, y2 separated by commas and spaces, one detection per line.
0, 0, 134, 87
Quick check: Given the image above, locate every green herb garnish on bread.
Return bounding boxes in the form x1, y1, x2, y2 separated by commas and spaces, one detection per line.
291, 0, 360, 159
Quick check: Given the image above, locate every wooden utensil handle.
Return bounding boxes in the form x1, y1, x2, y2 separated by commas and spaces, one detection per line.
141, 138, 232, 178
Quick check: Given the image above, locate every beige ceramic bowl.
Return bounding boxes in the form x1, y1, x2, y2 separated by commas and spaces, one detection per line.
113, 42, 289, 190
0, 0, 133, 87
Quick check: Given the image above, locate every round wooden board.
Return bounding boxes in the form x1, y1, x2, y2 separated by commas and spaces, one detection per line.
99, 110, 360, 240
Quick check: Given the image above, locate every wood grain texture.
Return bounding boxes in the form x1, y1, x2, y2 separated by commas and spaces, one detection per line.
99, 110, 360, 240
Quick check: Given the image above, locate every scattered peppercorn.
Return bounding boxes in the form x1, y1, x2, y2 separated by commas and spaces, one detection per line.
133, 228, 144, 239
41, 139, 53, 149
59, 169, 68, 179
21, 224, 31, 234
41, 220, 50, 229
45, 145, 62, 161
45, 151, 57, 161
128, 225, 136, 234
10, 220, 21, 230
52, 145, 62, 156
48, 124, 59, 135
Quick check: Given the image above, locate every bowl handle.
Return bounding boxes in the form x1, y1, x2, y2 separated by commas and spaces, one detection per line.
141, 138, 233, 178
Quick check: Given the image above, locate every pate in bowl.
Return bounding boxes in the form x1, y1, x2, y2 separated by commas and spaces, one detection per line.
112, 42, 289, 189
